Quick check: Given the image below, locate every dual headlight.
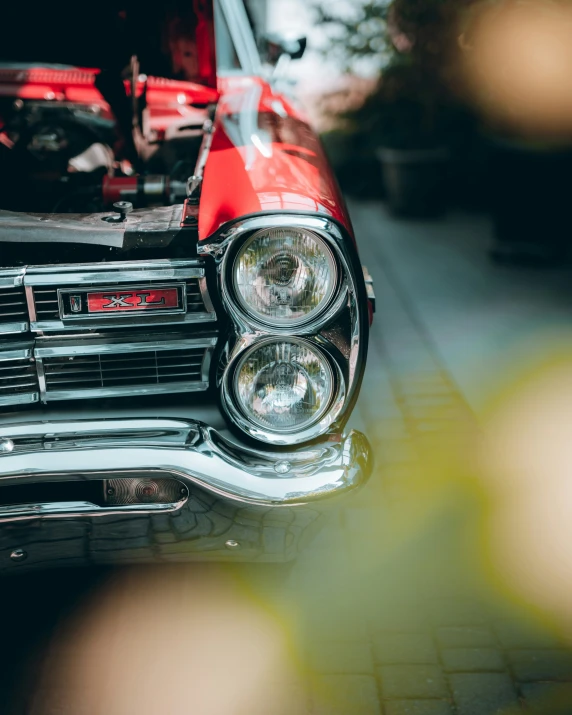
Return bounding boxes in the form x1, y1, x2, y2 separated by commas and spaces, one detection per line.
232, 227, 338, 327
221, 226, 347, 443
233, 338, 334, 433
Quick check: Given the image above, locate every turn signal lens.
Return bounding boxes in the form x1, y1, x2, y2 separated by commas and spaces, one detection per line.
234, 340, 334, 432
104, 478, 187, 505
232, 228, 337, 326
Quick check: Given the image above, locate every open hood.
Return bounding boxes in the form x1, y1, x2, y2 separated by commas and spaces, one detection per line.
1, 0, 218, 90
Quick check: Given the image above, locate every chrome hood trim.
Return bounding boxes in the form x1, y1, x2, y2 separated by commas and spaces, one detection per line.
0, 418, 372, 507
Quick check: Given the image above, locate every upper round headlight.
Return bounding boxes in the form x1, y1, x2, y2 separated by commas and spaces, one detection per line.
232, 227, 337, 327
233, 339, 334, 433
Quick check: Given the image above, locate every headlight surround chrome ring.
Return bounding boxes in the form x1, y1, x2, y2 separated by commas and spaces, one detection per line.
222, 336, 346, 446
230, 227, 339, 329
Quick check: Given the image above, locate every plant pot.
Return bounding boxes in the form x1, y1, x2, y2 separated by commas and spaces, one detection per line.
321, 131, 384, 199
487, 138, 572, 265
376, 147, 450, 218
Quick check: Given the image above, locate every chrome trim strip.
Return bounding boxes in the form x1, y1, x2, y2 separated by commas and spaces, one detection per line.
24, 260, 205, 286
30, 312, 216, 332
0, 322, 28, 335
0, 347, 33, 361
0, 500, 181, 521
34, 336, 217, 358
0, 393, 39, 407
41, 381, 209, 402
0, 418, 192, 441
0, 268, 25, 289
0, 418, 372, 507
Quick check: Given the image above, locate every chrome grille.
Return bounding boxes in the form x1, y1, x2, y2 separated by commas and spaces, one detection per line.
36, 336, 216, 401
0, 346, 39, 406
0, 261, 218, 407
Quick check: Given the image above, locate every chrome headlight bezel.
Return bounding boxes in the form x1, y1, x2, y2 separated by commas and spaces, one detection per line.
230, 227, 340, 330
198, 214, 369, 447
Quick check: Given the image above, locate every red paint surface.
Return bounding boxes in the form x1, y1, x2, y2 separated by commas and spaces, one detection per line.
200, 76, 353, 240
87, 288, 180, 313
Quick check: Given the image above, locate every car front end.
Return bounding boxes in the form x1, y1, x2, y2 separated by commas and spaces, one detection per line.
0, 0, 372, 572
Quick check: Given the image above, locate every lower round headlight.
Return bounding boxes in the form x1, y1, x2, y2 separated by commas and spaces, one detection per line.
233, 340, 334, 432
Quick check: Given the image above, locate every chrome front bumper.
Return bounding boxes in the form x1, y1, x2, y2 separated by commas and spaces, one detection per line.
0, 418, 372, 569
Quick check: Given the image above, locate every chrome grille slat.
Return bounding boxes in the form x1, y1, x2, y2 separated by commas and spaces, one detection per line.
0, 381, 39, 390
0, 364, 36, 372
44, 362, 203, 376
45, 372, 202, 387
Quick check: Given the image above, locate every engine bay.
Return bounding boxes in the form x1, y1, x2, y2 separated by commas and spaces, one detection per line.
0, 1, 218, 217
0, 80, 207, 215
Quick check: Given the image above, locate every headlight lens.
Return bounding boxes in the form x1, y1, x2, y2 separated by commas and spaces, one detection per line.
232, 227, 337, 326
234, 340, 334, 432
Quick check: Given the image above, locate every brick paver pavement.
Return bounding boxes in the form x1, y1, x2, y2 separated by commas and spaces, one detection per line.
287, 200, 572, 714
4, 200, 572, 714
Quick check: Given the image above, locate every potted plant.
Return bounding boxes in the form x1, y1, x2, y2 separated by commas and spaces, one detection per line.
368, 60, 461, 217
315, 0, 473, 217
457, 0, 572, 265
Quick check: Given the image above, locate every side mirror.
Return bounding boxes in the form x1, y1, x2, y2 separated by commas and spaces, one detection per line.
260, 34, 307, 66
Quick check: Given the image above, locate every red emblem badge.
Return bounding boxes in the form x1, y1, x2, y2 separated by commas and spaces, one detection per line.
87, 288, 180, 313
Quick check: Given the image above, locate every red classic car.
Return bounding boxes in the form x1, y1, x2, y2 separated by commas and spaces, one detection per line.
0, 0, 373, 569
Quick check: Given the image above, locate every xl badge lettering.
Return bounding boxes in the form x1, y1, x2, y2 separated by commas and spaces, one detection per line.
85, 287, 181, 313
101, 294, 134, 309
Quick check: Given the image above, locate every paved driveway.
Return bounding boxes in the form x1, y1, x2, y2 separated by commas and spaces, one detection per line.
4, 200, 572, 714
